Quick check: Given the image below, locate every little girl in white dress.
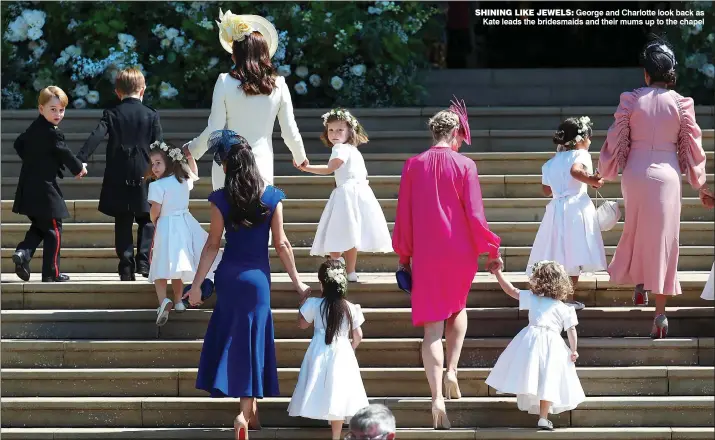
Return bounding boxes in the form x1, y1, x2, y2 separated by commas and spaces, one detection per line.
486, 260, 585, 431
288, 259, 368, 440
300, 108, 392, 282
147, 141, 217, 326
527, 116, 607, 310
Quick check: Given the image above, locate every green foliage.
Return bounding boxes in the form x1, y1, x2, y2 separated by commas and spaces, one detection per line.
1, 1, 442, 110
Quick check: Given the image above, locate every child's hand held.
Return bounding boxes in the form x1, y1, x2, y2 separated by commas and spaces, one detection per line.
570, 351, 579, 362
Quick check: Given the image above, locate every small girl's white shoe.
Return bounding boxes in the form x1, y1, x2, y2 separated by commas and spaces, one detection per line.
347, 272, 359, 282
538, 418, 554, 431
174, 301, 186, 313
156, 298, 173, 326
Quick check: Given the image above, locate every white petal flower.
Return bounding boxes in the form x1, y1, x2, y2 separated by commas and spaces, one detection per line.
21, 10, 46, 29
26, 26, 43, 41
295, 66, 309, 78
294, 81, 308, 95
330, 76, 344, 90
73, 98, 87, 109
152, 24, 166, 38
173, 36, 185, 49
277, 65, 292, 77
86, 91, 100, 105
118, 33, 137, 51
309, 74, 322, 87
5, 16, 29, 42
700, 63, 715, 79
165, 27, 180, 40
73, 84, 89, 97
350, 64, 366, 77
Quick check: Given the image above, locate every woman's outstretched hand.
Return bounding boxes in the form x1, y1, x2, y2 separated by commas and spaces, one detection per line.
487, 256, 504, 273
293, 159, 310, 170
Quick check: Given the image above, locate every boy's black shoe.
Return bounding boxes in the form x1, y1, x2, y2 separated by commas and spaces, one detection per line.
12, 250, 31, 282
42, 274, 70, 282
136, 263, 150, 278
120, 273, 136, 281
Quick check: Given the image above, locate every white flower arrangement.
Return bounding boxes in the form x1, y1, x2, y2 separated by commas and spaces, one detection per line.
326, 267, 347, 287
294, 81, 308, 95
309, 74, 322, 87
295, 66, 309, 78
118, 33, 137, 51
73, 98, 87, 109
216, 10, 254, 44
277, 65, 292, 77
159, 81, 179, 99
150, 141, 186, 163
563, 116, 593, 147
85, 91, 100, 105
330, 76, 344, 90
350, 64, 367, 77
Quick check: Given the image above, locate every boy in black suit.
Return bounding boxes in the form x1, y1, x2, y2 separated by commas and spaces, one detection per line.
12, 86, 87, 282
77, 68, 163, 281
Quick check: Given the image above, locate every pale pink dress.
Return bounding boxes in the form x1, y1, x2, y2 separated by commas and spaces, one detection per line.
598, 87, 707, 296
393, 147, 501, 326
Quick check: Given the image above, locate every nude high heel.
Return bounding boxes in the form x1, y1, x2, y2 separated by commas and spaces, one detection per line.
444, 370, 461, 400
431, 399, 451, 430
234, 414, 249, 440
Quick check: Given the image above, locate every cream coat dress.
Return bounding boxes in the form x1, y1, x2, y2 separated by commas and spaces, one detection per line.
188, 73, 308, 189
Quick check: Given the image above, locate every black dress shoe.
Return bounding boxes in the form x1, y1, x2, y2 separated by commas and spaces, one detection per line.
120, 273, 136, 281
136, 264, 150, 278
42, 274, 70, 282
12, 251, 30, 282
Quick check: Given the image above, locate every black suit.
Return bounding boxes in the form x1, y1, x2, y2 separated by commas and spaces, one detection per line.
12, 115, 84, 278
77, 97, 163, 276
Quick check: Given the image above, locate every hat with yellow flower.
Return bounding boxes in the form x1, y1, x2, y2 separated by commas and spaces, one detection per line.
215, 9, 278, 57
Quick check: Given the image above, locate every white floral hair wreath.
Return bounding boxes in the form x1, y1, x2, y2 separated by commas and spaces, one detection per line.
150, 141, 199, 181
325, 265, 348, 294
557, 116, 593, 150
321, 108, 364, 134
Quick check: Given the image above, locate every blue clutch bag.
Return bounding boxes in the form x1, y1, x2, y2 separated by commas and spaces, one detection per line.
396, 268, 412, 294
182, 279, 215, 308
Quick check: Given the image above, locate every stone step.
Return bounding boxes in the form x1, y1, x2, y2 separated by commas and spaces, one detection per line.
3, 338, 712, 369
3, 151, 714, 177
3, 307, 713, 340
2, 272, 710, 310
3, 366, 713, 398
3, 246, 713, 273
3, 105, 713, 133
3, 173, 714, 201
2, 427, 714, 440
3, 198, 712, 224
3, 130, 714, 156
2, 396, 713, 429
3, 221, 712, 248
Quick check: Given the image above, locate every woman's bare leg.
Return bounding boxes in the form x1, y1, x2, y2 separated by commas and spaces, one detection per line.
423, 321, 445, 400
444, 309, 467, 373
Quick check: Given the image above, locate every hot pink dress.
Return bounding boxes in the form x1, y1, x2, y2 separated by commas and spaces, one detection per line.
599, 87, 707, 296
393, 147, 501, 326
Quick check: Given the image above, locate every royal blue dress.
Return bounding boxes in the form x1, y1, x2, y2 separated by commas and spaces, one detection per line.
195, 186, 284, 398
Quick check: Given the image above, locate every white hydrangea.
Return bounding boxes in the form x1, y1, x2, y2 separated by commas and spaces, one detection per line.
165, 27, 180, 40
368, 6, 383, 15
118, 33, 137, 51
199, 17, 213, 30
153, 24, 167, 38
160, 38, 171, 49
73, 84, 89, 97
330, 76, 344, 90
5, 16, 29, 42
294, 81, 308, 95
309, 74, 322, 87
26, 26, 43, 41
159, 81, 179, 99
173, 36, 185, 50
295, 66, 309, 78
67, 19, 81, 31
700, 63, 715, 79
277, 65, 292, 77
73, 98, 87, 109
350, 64, 367, 77
21, 9, 46, 29
28, 40, 47, 59
208, 57, 219, 69
86, 91, 100, 105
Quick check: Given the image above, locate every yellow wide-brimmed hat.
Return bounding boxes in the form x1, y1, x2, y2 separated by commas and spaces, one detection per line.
216, 9, 278, 57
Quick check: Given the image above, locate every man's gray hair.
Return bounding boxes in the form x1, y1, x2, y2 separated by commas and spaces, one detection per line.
349, 404, 396, 434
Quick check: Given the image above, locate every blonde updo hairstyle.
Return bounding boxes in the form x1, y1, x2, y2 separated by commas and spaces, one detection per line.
529, 260, 573, 301
428, 110, 461, 143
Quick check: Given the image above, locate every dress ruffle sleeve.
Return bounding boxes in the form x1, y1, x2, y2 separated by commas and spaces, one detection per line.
392, 159, 414, 265
674, 94, 707, 190
463, 161, 501, 259
598, 90, 639, 180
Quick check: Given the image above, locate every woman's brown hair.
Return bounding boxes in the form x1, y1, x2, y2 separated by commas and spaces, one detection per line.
529, 260, 573, 301
230, 31, 276, 96
319, 114, 370, 148
145, 143, 190, 183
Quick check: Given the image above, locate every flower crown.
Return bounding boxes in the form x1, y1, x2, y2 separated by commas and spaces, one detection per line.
321, 108, 360, 131
216, 9, 254, 44
559, 116, 593, 147
325, 265, 348, 294
150, 141, 187, 164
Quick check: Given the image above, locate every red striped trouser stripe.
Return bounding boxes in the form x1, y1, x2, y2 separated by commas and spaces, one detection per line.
51, 219, 60, 277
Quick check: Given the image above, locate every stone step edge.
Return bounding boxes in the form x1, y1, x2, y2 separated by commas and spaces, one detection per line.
3, 337, 711, 348
2, 427, 712, 440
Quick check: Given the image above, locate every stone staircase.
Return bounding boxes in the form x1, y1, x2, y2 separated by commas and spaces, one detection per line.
1, 104, 714, 439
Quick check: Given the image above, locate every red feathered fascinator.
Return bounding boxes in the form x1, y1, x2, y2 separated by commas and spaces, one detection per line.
449, 96, 470, 145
